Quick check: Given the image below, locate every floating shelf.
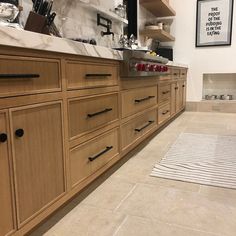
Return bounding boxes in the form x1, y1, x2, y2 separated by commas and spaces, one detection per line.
140, 29, 175, 42
78, 1, 128, 25
140, 0, 176, 17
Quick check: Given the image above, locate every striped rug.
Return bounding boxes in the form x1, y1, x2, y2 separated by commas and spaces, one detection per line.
151, 133, 236, 189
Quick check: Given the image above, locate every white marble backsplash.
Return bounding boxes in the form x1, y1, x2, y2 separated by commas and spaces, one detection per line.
19, 0, 124, 48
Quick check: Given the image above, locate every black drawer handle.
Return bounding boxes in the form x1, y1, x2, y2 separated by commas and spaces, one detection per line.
175, 87, 179, 90
86, 74, 112, 78
0, 133, 7, 143
135, 96, 155, 103
182, 73, 186, 76
162, 91, 170, 95
88, 146, 113, 162
173, 73, 179, 76
135, 120, 155, 132
87, 108, 113, 118
15, 129, 24, 138
0, 74, 40, 79
162, 110, 169, 115
182, 85, 185, 88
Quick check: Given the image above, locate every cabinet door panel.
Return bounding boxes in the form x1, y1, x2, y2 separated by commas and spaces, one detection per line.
0, 112, 15, 236
10, 102, 65, 225
171, 83, 177, 116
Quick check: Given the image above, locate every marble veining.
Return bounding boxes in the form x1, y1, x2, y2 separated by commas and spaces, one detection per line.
0, 26, 123, 60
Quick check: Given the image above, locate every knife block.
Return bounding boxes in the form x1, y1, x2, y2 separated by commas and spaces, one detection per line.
25, 11, 50, 35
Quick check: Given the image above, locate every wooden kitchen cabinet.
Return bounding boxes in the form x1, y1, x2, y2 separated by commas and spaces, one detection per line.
0, 111, 16, 236
171, 81, 186, 116
10, 102, 65, 226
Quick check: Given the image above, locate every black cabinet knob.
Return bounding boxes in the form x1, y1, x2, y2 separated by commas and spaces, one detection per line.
0, 133, 7, 143
15, 129, 24, 138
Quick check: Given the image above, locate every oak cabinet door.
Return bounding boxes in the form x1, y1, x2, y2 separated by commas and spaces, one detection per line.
0, 112, 15, 236
175, 82, 182, 113
171, 83, 177, 116
10, 102, 65, 226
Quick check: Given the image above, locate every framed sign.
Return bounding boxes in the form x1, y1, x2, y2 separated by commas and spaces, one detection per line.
196, 0, 234, 47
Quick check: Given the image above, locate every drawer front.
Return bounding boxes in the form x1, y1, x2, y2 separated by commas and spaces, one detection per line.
121, 109, 157, 150
69, 93, 118, 138
0, 56, 60, 97
70, 129, 119, 187
121, 86, 157, 118
159, 84, 171, 104
180, 69, 187, 79
66, 60, 118, 89
158, 103, 171, 124
171, 68, 180, 79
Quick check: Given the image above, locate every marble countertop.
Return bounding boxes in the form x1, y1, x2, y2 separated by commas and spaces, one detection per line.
0, 26, 188, 68
167, 61, 188, 68
0, 26, 123, 61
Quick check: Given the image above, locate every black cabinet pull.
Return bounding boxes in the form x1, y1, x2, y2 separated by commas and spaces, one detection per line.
175, 87, 179, 90
86, 74, 112, 78
173, 73, 178, 76
135, 120, 154, 132
182, 85, 185, 88
162, 91, 170, 95
182, 73, 186, 76
15, 129, 24, 138
0, 74, 40, 79
0, 133, 7, 143
87, 108, 112, 118
88, 146, 113, 162
162, 110, 169, 115
135, 96, 155, 103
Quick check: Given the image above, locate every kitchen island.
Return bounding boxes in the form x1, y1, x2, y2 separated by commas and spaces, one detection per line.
0, 27, 187, 236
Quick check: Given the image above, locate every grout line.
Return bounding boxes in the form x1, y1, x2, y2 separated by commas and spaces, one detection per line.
113, 184, 138, 212
112, 215, 129, 236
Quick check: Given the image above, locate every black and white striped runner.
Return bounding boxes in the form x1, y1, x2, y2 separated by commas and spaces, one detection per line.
151, 133, 236, 189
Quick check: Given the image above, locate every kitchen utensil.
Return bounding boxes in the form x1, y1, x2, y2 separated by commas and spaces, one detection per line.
46, 0, 53, 16
47, 11, 56, 26
34, 0, 42, 13
220, 95, 233, 100
38, 0, 49, 16
205, 95, 218, 100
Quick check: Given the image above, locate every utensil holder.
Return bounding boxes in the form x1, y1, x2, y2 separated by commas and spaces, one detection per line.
24, 11, 49, 35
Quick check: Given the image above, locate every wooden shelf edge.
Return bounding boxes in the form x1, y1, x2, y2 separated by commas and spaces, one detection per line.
140, 0, 176, 17
140, 29, 175, 42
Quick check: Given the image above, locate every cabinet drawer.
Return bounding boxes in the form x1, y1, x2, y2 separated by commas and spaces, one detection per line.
70, 128, 119, 188
171, 68, 180, 79
180, 69, 187, 79
121, 109, 157, 150
66, 60, 118, 89
158, 103, 171, 124
159, 84, 171, 104
121, 86, 157, 118
0, 56, 61, 97
69, 93, 119, 138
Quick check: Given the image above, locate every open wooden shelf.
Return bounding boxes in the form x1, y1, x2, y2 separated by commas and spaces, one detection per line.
140, 0, 176, 17
140, 29, 175, 42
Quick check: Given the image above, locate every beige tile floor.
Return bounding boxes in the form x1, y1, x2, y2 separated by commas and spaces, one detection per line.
30, 112, 236, 236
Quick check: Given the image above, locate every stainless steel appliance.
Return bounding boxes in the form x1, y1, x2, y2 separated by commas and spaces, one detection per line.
120, 50, 169, 77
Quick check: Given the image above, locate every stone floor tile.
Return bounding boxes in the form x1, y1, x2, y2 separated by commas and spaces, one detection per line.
115, 216, 220, 236
31, 205, 125, 236
81, 177, 136, 210
116, 183, 236, 236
